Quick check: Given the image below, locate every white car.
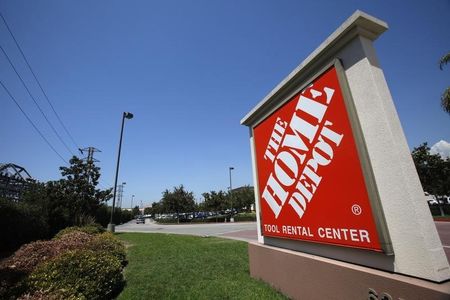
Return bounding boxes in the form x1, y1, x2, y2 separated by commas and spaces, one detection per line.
425, 192, 438, 205
442, 196, 450, 204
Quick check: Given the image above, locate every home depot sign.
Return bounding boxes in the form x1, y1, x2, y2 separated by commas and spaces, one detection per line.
253, 65, 382, 251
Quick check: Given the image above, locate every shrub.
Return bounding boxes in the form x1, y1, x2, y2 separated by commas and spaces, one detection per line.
429, 204, 450, 216
2, 225, 125, 299
156, 218, 179, 224
0, 198, 49, 253
95, 205, 134, 227
86, 232, 126, 266
53, 224, 104, 240
17, 289, 82, 300
0, 267, 27, 300
233, 212, 257, 222
191, 216, 227, 223
28, 250, 124, 300
4, 232, 94, 275
74, 213, 97, 227
82, 223, 105, 234
95, 204, 111, 227
55, 231, 96, 249
2, 240, 58, 274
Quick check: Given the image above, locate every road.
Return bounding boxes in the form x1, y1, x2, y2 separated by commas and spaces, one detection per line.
116, 220, 450, 262
116, 220, 257, 242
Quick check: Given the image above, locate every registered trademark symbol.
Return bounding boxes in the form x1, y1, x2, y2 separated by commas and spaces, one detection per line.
351, 204, 362, 215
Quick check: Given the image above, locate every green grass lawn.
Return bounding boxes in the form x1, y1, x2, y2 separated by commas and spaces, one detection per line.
116, 233, 287, 300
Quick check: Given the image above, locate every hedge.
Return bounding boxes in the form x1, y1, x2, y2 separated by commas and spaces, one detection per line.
0, 267, 27, 300
53, 224, 105, 240
0, 198, 49, 253
429, 204, 450, 216
190, 216, 228, 223
8, 231, 99, 273
233, 212, 257, 222
86, 232, 127, 266
1, 225, 127, 299
18, 289, 82, 300
0, 236, 91, 300
2, 240, 59, 274
28, 249, 124, 300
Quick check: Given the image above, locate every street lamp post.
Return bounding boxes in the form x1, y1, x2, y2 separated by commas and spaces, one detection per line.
131, 194, 135, 211
108, 112, 133, 232
229, 167, 234, 222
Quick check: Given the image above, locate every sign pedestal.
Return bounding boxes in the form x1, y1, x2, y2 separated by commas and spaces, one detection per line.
249, 242, 450, 300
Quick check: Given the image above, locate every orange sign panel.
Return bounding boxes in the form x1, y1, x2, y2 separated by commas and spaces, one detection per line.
253, 66, 382, 251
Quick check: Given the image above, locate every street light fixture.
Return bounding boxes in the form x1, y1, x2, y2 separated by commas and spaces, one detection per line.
108, 112, 134, 232
229, 167, 234, 222
131, 194, 135, 211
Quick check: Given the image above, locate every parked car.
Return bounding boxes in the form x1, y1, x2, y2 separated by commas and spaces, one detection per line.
425, 192, 438, 205
136, 217, 145, 224
443, 196, 450, 204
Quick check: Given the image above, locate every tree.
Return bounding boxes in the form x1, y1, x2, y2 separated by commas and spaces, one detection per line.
1, 156, 113, 249
411, 143, 450, 197
58, 156, 112, 224
151, 201, 163, 215
439, 52, 450, 114
133, 206, 141, 216
201, 190, 229, 212
232, 186, 255, 212
23, 156, 112, 232
161, 185, 195, 220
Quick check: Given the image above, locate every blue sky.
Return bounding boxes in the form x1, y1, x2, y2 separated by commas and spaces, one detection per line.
1, 1, 449, 208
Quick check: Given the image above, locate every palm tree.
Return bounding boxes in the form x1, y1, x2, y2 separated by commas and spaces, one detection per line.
439, 52, 450, 114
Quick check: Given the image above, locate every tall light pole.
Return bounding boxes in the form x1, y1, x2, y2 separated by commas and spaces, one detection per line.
131, 194, 135, 211
229, 167, 234, 222
108, 112, 133, 232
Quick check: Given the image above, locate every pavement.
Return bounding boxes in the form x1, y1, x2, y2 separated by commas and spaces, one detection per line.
435, 221, 450, 263
116, 220, 450, 262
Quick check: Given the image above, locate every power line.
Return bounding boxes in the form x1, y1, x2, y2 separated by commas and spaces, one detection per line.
0, 12, 80, 150
1, 79, 68, 164
0, 45, 75, 156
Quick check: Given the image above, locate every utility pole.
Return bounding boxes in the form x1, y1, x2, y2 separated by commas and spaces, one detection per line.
77, 146, 101, 225
79, 147, 101, 165
117, 182, 126, 209
79, 147, 101, 185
